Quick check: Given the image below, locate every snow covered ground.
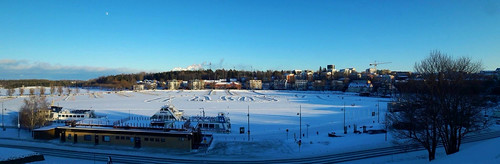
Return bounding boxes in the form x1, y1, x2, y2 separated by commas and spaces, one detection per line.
347, 136, 500, 164
0, 147, 40, 161
0, 89, 392, 157
1, 89, 498, 162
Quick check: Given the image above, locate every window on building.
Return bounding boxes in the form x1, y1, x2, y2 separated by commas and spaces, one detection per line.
145, 138, 149, 141
126, 136, 130, 140
67, 134, 72, 140
209, 124, 215, 128
155, 138, 159, 142
103, 136, 110, 142
161, 138, 165, 142
121, 136, 125, 140
84, 135, 92, 141
115, 136, 119, 140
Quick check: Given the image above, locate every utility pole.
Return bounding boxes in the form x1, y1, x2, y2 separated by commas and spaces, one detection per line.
247, 105, 250, 141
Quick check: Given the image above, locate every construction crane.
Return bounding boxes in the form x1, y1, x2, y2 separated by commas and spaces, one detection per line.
369, 61, 392, 70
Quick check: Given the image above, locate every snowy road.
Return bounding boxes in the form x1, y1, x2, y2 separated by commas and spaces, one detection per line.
1, 130, 499, 163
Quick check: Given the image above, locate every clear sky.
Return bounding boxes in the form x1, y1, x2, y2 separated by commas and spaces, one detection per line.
1, 0, 499, 80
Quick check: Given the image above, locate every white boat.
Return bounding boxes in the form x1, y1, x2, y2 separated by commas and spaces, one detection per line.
189, 112, 231, 133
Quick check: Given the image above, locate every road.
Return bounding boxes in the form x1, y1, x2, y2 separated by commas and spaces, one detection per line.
1, 130, 499, 163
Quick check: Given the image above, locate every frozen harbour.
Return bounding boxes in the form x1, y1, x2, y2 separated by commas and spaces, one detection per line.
1, 89, 499, 162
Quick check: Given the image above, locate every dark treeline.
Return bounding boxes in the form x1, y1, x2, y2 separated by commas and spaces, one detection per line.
0, 79, 79, 89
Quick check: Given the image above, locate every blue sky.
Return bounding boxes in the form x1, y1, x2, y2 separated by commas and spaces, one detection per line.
1, 0, 499, 80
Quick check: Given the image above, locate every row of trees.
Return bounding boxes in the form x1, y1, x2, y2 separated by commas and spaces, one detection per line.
4, 85, 78, 97
389, 51, 491, 161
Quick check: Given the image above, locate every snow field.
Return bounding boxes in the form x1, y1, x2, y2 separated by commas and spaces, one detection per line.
0, 89, 393, 158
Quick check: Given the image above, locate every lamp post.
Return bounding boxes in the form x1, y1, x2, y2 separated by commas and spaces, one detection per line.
297, 105, 302, 139
247, 105, 250, 141
18, 109, 20, 138
343, 97, 346, 134
2, 102, 5, 131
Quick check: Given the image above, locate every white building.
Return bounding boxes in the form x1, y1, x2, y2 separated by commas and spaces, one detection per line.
249, 80, 262, 90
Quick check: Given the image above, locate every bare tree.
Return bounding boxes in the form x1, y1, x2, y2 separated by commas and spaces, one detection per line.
29, 88, 35, 96
50, 85, 56, 95
57, 86, 63, 96
66, 87, 72, 95
389, 51, 485, 160
19, 87, 25, 96
414, 51, 484, 155
39, 86, 46, 96
7, 88, 14, 97
388, 81, 440, 161
19, 96, 50, 131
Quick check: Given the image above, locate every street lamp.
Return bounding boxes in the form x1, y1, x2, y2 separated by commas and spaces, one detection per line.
297, 105, 302, 139
342, 97, 347, 134
2, 102, 5, 131
247, 105, 250, 141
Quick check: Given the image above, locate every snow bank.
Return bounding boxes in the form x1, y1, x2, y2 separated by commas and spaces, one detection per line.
0, 147, 44, 162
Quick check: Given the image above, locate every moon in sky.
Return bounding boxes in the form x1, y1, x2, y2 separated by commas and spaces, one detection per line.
106, 12, 109, 16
